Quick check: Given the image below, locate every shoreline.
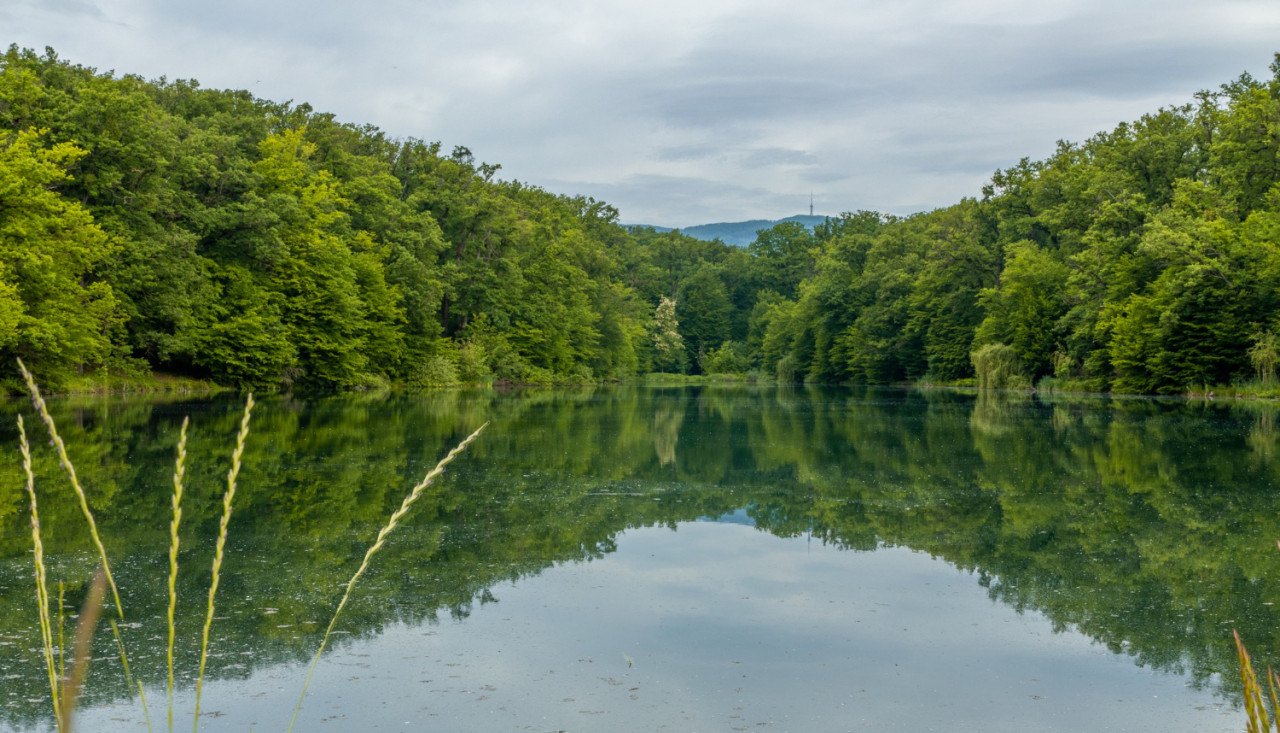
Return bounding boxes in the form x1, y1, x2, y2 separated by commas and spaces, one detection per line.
11, 368, 1280, 404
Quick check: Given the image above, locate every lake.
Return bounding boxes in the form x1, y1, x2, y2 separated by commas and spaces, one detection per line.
2, 385, 1277, 731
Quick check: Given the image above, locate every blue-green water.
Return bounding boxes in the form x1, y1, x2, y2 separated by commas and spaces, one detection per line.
2, 386, 1276, 731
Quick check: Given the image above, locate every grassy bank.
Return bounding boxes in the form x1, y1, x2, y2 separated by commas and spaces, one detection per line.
640, 371, 757, 385
3, 371, 227, 398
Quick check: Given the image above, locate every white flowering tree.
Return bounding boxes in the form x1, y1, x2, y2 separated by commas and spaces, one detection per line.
650, 296, 687, 373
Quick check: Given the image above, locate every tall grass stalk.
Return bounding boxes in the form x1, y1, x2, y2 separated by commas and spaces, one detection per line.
193, 394, 254, 732
19, 359, 151, 726
19, 366, 489, 731
167, 417, 189, 733
57, 583, 66, 686
18, 359, 125, 620
287, 421, 489, 733
60, 569, 108, 733
1234, 629, 1280, 732
107, 617, 148, 728
20, 415, 62, 732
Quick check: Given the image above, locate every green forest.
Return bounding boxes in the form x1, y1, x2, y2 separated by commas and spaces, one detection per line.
7, 45, 1280, 394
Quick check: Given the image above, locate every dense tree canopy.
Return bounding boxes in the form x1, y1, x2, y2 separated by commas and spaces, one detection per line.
6, 45, 1280, 394
750, 55, 1280, 393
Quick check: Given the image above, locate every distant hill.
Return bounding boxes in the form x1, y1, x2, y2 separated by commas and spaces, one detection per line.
628, 215, 831, 247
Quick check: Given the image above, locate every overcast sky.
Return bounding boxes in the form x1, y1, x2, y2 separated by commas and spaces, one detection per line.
7, 0, 1280, 227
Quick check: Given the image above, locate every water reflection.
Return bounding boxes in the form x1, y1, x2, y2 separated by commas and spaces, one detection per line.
1, 386, 1277, 730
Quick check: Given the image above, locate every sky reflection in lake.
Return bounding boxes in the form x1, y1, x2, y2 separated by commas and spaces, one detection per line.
70, 521, 1237, 732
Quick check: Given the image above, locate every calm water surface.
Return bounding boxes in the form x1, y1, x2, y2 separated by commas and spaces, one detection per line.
2, 386, 1277, 731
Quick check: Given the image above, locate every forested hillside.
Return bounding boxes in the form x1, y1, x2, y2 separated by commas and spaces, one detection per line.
666, 215, 830, 247
764, 57, 1280, 394
5, 45, 1280, 394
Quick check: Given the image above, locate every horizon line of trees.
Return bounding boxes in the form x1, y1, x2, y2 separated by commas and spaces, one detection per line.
6, 45, 1280, 393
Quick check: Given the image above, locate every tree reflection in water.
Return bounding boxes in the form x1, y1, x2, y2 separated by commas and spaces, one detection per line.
1, 386, 1276, 728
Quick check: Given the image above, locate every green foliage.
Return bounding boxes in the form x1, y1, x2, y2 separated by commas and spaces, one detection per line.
971, 343, 1029, 390
0, 128, 122, 386
190, 266, 295, 388
676, 265, 733, 372
10, 45, 1280, 395
0, 47, 668, 389
748, 221, 817, 299
701, 340, 750, 375
975, 240, 1070, 378
759, 54, 1280, 394
408, 353, 460, 389
908, 200, 996, 380
775, 353, 798, 383
1249, 330, 1279, 385
756, 296, 799, 376
456, 340, 491, 385
1051, 348, 1076, 379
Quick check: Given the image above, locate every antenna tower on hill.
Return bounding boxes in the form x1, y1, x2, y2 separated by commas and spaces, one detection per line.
809, 193, 814, 217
